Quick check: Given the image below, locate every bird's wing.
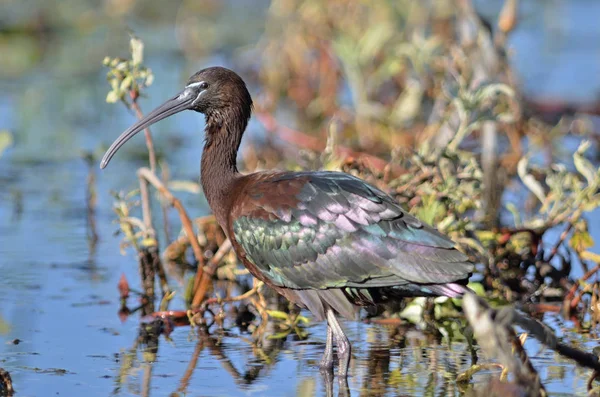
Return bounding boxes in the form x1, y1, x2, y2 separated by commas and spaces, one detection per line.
230, 171, 473, 290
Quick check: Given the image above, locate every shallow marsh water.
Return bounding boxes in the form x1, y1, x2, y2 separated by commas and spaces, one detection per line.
2, 1, 600, 396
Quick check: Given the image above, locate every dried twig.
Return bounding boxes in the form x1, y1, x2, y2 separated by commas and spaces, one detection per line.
192, 239, 233, 307
130, 92, 157, 173
138, 175, 153, 232
137, 167, 206, 281
147, 278, 261, 323
463, 293, 546, 396
200, 280, 263, 309
137, 174, 169, 296
544, 220, 574, 264
511, 310, 600, 372
466, 292, 600, 396
565, 264, 600, 310
160, 163, 172, 244
83, 154, 99, 249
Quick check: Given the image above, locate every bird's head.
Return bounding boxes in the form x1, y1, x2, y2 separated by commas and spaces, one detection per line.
100, 66, 253, 169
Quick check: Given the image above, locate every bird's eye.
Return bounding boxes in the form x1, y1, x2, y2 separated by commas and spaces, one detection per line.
199, 81, 209, 90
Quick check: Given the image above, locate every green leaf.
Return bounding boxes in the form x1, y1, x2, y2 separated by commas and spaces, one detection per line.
294, 315, 310, 325
581, 251, 600, 264
437, 213, 455, 232
183, 275, 195, 305
266, 310, 290, 321
466, 282, 485, 297
130, 36, 144, 66
358, 24, 393, 65
574, 140, 597, 186
475, 83, 514, 103
570, 230, 594, 253
110, 78, 119, 91
120, 75, 133, 92
399, 297, 426, 324
0, 130, 13, 158
415, 194, 446, 225
518, 156, 546, 203
145, 70, 154, 87
106, 91, 120, 103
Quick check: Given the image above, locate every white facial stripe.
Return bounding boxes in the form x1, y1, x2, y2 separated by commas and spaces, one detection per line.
186, 81, 205, 89
192, 90, 205, 105
184, 81, 207, 105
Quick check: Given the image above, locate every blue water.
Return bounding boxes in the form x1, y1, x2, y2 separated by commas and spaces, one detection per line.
476, 0, 600, 103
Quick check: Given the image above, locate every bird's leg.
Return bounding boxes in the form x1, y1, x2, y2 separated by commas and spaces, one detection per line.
319, 323, 334, 372
321, 367, 334, 397
338, 377, 350, 397
326, 308, 351, 378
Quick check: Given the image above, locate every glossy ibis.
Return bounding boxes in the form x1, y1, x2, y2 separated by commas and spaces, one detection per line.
101, 67, 473, 378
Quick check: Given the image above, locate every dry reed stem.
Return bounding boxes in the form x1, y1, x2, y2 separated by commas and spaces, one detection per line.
512, 310, 600, 372
137, 167, 207, 292
160, 164, 172, 243
138, 175, 153, 231
129, 95, 170, 300
84, 157, 99, 247
191, 239, 233, 308
130, 95, 157, 173
565, 263, 600, 309
544, 221, 574, 264
464, 293, 546, 396
466, 292, 600, 395
200, 280, 263, 308
138, 174, 169, 296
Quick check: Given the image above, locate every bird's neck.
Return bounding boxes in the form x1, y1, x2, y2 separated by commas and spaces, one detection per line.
200, 109, 244, 228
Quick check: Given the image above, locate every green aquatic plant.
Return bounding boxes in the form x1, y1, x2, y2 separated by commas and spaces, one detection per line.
103, 35, 154, 105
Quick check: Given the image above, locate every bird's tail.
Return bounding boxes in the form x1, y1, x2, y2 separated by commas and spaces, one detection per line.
383, 282, 470, 299
422, 283, 469, 298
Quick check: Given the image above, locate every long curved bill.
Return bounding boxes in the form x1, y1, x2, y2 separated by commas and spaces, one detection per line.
100, 91, 194, 169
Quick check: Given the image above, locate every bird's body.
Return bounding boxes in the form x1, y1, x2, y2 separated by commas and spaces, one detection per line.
223, 170, 471, 321
101, 66, 473, 378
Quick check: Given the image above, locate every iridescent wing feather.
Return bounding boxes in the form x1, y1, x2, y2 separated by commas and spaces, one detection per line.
231, 171, 473, 295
